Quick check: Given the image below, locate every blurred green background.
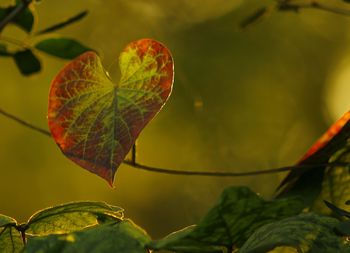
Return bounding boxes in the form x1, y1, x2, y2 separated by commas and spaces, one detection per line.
0, 0, 350, 238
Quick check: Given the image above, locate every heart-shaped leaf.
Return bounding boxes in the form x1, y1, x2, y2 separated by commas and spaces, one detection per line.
48, 39, 174, 185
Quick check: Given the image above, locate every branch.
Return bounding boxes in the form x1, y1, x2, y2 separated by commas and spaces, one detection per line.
278, 0, 350, 16
123, 160, 347, 176
0, 0, 32, 33
0, 107, 347, 177
0, 108, 51, 137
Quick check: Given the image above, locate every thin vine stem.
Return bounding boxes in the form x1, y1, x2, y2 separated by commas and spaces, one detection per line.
0, 107, 349, 177
277, 0, 350, 16
0, 108, 51, 137
0, 0, 32, 33
0, 35, 31, 50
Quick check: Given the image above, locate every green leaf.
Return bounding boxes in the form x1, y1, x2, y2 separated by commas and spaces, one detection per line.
35, 10, 88, 35
0, 3, 34, 33
240, 213, 350, 253
0, 226, 23, 253
335, 220, 350, 236
310, 151, 350, 214
35, 38, 92, 59
152, 187, 304, 251
47, 39, 174, 185
150, 225, 223, 253
0, 214, 17, 227
26, 201, 123, 235
13, 49, 41, 75
23, 220, 151, 253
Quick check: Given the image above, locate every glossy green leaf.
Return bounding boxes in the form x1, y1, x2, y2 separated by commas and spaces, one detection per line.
335, 220, 350, 236
0, 226, 23, 253
0, 214, 17, 227
23, 220, 151, 253
47, 39, 174, 185
150, 225, 223, 253
35, 38, 92, 59
310, 150, 350, 214
0, 3, 34, 33
26, 201, 123, 235
13, 49, 41, 75
152, 187, 303, 251
35, 10, 88, 35
277, 111, 350, 207
240, 213, 349, 253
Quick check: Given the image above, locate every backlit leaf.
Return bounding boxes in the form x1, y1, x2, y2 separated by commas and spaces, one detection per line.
23, 220, 151, 253
48, 39, 174, 185
0, 226, 23, 253
151, 187, 303, 251
240, 213, 349, 253
0, 214, 17, 227
26, 201, 123, 235
276, 111, 350, 206
35, 38, 92, 59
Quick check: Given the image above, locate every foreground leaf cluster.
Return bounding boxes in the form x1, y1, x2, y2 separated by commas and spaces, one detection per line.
1, 186, 349, 253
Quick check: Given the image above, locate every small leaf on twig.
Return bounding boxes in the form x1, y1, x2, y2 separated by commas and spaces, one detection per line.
13, 49, 41, 75
35, 38, 91, 59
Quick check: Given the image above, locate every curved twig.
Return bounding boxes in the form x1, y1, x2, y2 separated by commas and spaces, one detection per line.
278, 0, 350, 16
1, 107, 349, 177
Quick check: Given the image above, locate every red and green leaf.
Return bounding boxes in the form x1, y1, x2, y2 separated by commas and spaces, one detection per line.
276, 111, 350, 204
48, 39, 174, 186
298, 111, 350, 164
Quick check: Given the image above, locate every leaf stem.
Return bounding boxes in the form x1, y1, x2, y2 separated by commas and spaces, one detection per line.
0, 107, 349, 177
0, 0, 32, 33
0, 108, 51, 137
277, 0, 350, 16
0, 35, 31, 49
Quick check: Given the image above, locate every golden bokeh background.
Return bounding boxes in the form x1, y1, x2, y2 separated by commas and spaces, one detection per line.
0, 0, 350, 238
